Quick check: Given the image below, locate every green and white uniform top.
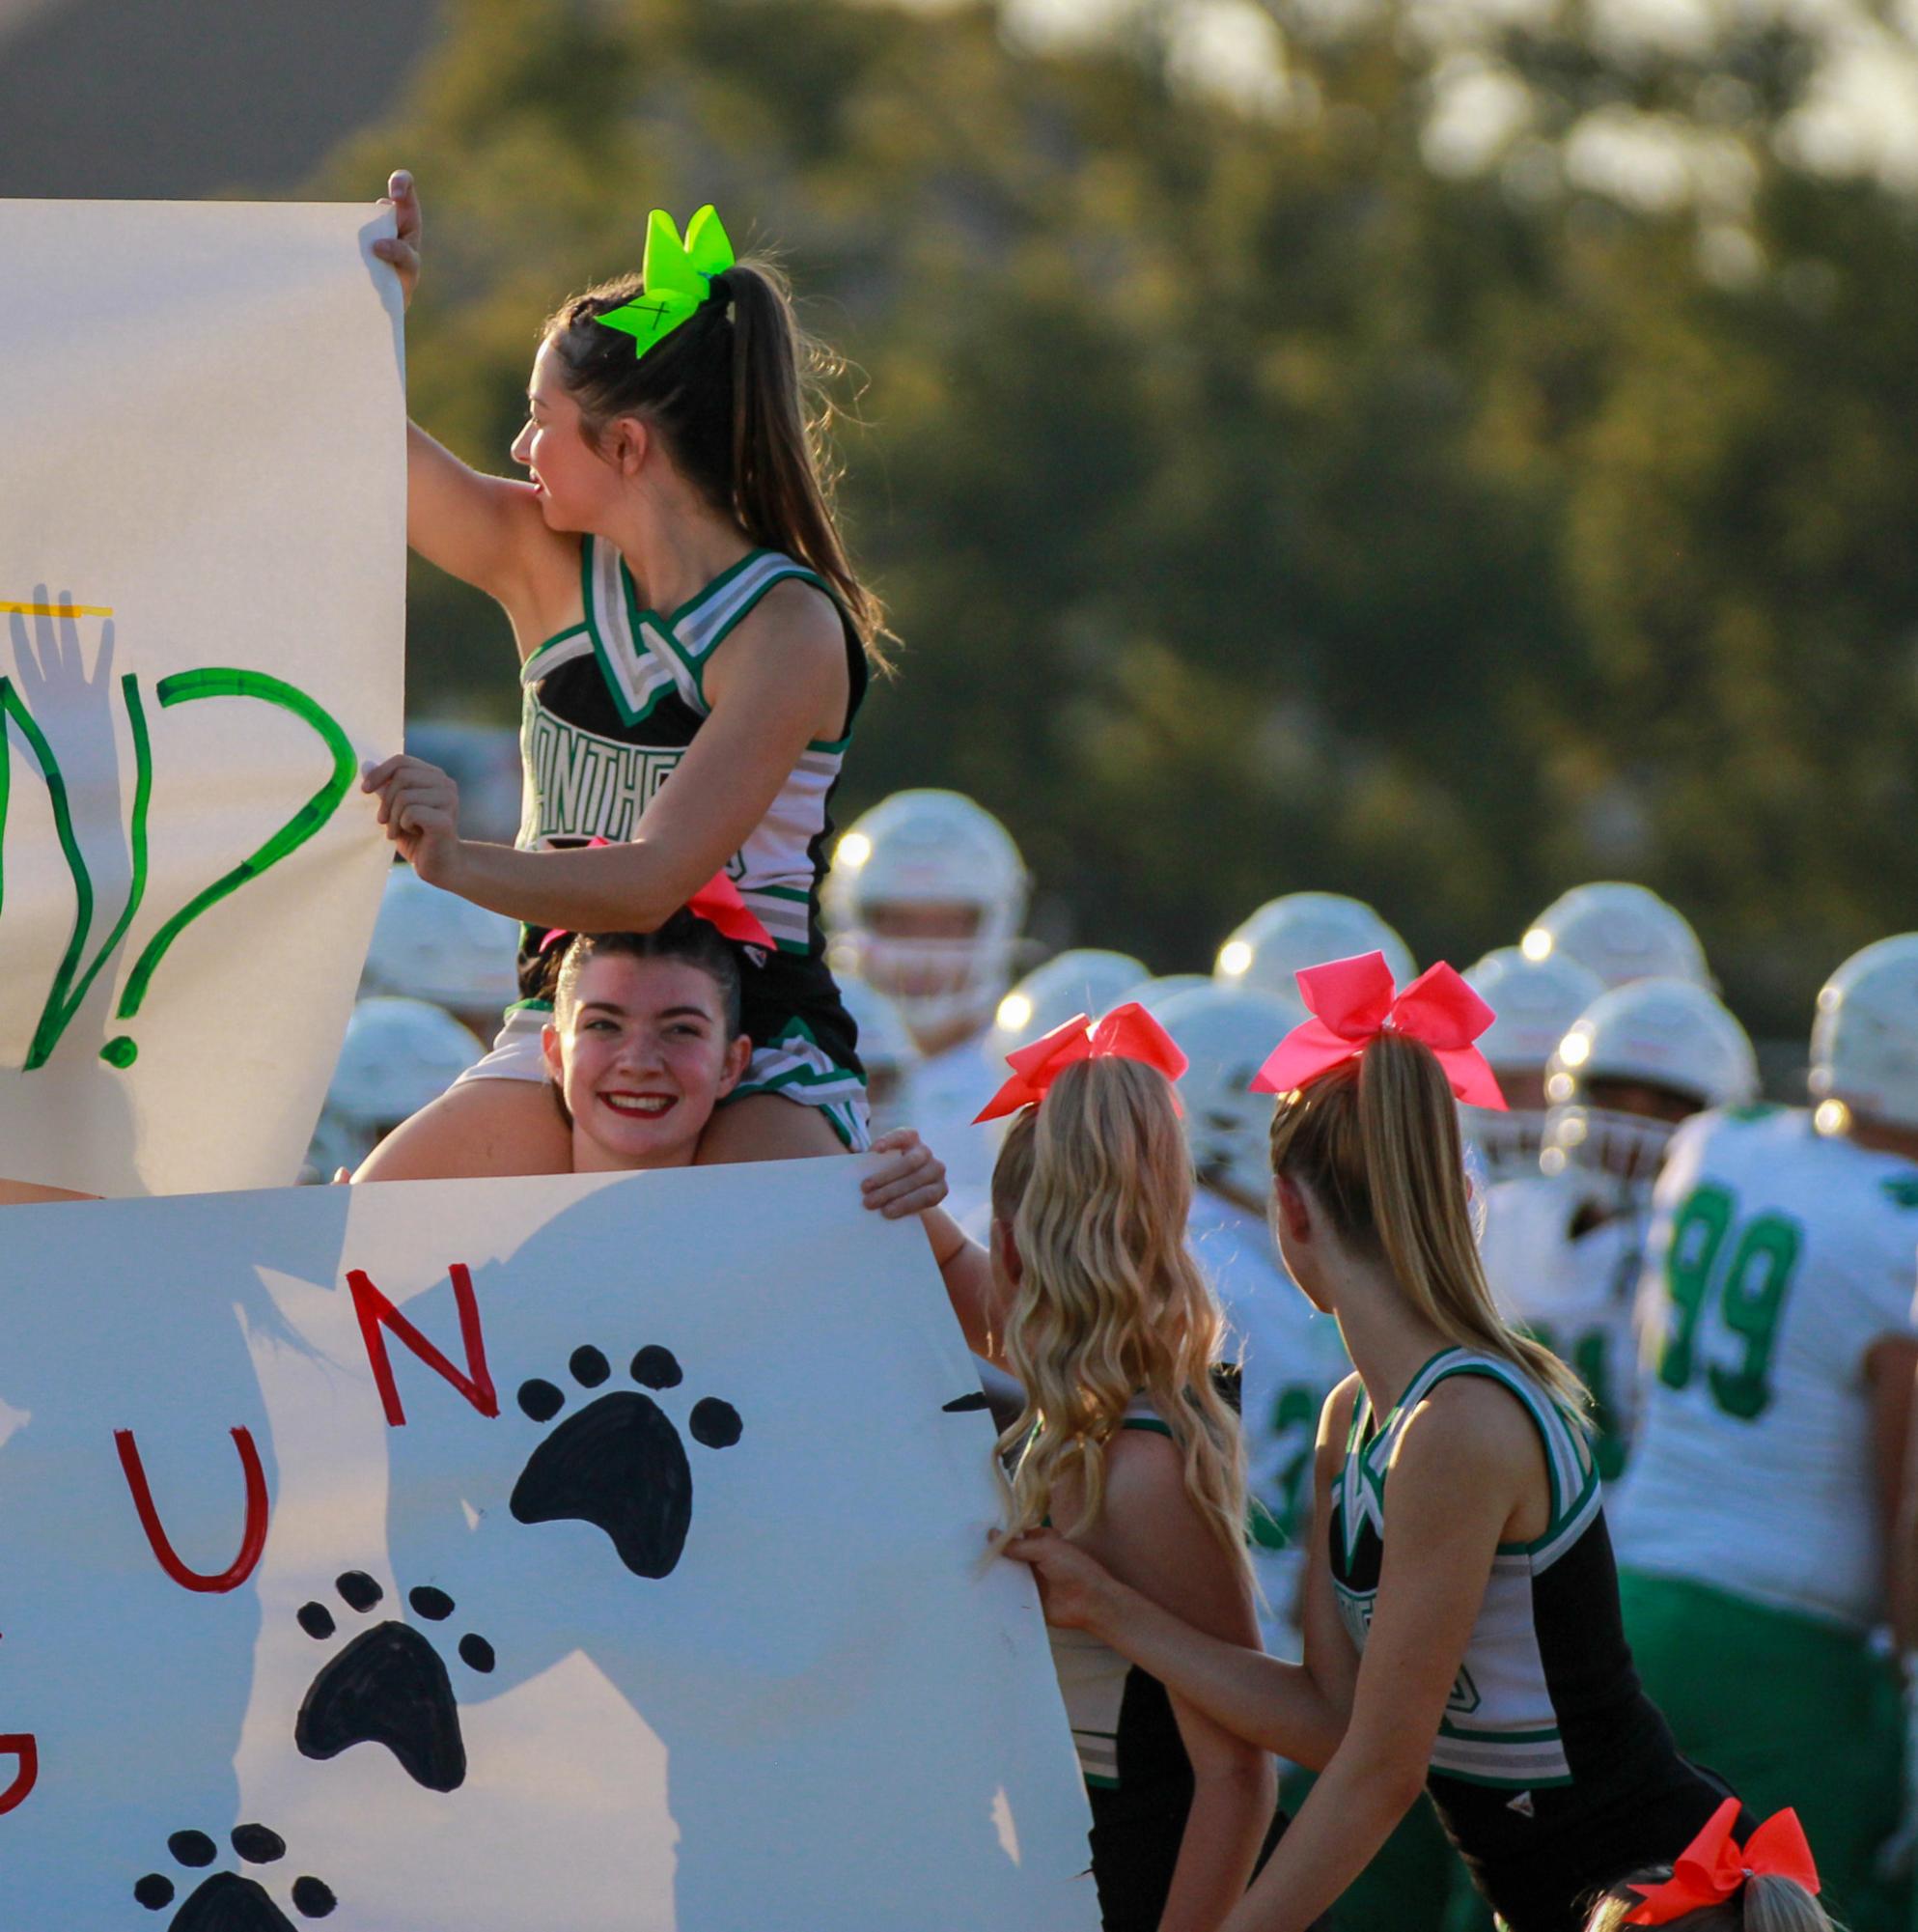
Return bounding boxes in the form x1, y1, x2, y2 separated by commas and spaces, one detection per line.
518, 538, 858, 957
1617, 1104, 1918, 1630
501, 534, 870, 1149
1046, 1395, 1181, 1791
1331, 1348, 1602, 1792
1327, 1348, 1726, 1932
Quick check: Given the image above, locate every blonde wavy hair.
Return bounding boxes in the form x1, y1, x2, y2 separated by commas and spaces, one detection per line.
1269, 1031, 1588, 1418
1584, 1873, 1839, 1932
987, 1056, 1249, 1568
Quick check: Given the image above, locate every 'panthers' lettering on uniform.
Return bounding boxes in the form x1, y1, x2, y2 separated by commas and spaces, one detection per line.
502, 536, 870, 1147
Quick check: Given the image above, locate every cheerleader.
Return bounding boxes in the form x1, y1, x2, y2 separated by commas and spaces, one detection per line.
1006, 954, 1752, 1932
360, 173, 883, 1178
458, 893, 943, 1222
1581, 1802, 1835, 1932
933, 1006, 1278, 1930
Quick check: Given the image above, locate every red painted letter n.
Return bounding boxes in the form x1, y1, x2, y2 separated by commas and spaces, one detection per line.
347, 1264, 498, 1427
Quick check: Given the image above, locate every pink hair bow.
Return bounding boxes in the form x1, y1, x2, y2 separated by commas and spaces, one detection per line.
538, 841, 775, 955
1623, 1800, 1820, 1924
1248, 950, 1507, 1110
974, 1001, 1190, 1124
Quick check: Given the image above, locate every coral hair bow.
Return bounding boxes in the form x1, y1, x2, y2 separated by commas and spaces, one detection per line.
974, 1002, 1189, 1124
1248, 950, 1507, 1110
538, 841, 775, 954
1623, 1800, 1821, 1924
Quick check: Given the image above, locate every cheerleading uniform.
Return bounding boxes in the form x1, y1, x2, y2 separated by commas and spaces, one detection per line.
457, 535, 871, 1148
1330, 1348, 1745, 1932
1051, 1395, 1286, 1929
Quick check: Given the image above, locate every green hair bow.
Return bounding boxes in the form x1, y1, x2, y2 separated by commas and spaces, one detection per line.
595, 204, 737, 356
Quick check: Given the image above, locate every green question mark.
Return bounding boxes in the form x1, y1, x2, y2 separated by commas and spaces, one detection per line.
100, 668, 356, 1068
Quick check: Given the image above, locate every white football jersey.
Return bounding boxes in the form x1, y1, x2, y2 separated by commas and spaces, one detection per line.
913, 1034, 1003, 1238
1613, 1106, 1918, 1629
1185, 1189, 1350, 1660
1479, 1173, 1646, 1483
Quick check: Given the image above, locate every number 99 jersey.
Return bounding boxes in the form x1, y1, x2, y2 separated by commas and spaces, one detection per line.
1614, 1104, 1918, 1630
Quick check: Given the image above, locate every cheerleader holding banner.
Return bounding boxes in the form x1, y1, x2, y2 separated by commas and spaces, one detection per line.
361, 177, 887, 1179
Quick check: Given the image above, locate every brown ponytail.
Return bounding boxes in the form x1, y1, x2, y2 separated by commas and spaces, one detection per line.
1270, 1033, 1589, 1418
542, 252, 890, 668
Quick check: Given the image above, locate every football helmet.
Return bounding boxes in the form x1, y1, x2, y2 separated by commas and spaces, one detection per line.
982, 949, 1152, 1065
362, 864, 522, 1022
1214, 892, 1415, 1001
311, 996, 485, 1174
1154, 981, 1305, 1207
1134, 973, 1212, 1012
1543, 978, 1757, 1189
1522, 882, 1710, 991
822, 790, 1028, 1047
1810, 934, 1918, 1134
1462, 947, 1607, 1184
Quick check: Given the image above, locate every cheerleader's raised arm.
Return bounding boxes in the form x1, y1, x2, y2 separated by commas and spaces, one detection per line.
360, 187, 888, 1178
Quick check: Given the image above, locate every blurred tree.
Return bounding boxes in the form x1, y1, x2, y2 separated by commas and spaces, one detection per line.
304, 0, 1918, 1038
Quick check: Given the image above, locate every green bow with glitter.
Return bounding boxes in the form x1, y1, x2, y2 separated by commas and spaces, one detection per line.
594, 204, 737, 356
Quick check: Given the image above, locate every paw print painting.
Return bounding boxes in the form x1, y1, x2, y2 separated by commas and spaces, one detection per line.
511, 1344, 742, 1578
133, 1824, 335, 1927
293, 1570, 495, 1792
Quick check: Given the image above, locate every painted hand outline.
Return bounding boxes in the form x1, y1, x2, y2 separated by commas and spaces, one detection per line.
9, 586, 129, 917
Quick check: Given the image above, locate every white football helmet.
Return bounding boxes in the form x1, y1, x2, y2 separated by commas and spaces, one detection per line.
982, 948, 1152, 1067
1522, 882, 1711, 991
1462, 947, 1607, 1185
309, 996, 485, 1175
1134, 973, 1212, 1011
1214, 892, 1415, 1001
821, 789, 1029, 1048
1809, 935, 1918, 1134
836, 975, 922, 1140
1543, 978, 1757, 1190
1154, 982, 1304, 1208
362, 864, 522, 1022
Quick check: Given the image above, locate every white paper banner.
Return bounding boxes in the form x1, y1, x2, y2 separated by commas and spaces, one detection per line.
0, 199, 404, 1196
0, 1160, 1097, 1930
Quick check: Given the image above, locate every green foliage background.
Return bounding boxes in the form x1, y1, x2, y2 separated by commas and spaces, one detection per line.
307, 0, 1918, 1035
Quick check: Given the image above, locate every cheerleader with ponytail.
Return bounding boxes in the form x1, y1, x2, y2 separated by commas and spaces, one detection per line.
362, 176, 884, 1179
1585, 1802, 1837, 1932
1007, 954, 1757, 1932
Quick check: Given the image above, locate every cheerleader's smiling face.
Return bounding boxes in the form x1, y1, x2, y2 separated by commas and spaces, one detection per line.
542, 952, 752, 1172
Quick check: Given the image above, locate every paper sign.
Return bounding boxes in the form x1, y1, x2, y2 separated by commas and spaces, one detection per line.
0, 199, 404, 1195
0, 1159, 1097, 1929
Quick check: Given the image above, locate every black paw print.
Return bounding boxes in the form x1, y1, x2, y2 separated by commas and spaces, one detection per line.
509, 1344, 742, 1579
134, 1823, 335, 1925
293, 1569, 495, 1794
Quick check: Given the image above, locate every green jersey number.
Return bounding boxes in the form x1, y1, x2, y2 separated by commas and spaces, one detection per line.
1657, 1182, 1801, 1421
